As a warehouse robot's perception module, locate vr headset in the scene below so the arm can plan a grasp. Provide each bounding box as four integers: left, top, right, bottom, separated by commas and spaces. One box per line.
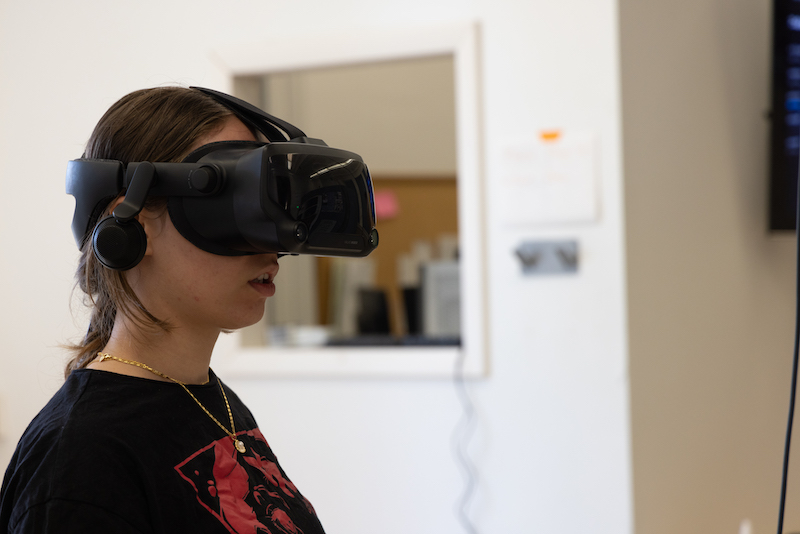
67, 87, 379, 270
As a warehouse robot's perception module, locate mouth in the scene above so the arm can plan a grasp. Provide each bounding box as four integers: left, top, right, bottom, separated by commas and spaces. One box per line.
248, 270, 277, 297
251, 273, 273, 284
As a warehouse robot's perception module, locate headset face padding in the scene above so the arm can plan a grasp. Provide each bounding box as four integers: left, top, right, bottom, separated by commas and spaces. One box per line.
91, 216, 147, 271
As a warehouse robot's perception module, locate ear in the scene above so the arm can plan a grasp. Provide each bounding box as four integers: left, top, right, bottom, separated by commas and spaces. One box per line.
134, 207, 167, 257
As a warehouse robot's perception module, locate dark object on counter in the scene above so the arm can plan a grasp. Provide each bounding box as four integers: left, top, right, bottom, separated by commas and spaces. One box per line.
357, 289, 390, 335
402, 286, 422, 335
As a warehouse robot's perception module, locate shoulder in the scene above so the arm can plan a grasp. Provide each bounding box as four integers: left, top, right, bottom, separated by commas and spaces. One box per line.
0, 370, 268, 534
0, 371, 179, 531
2, 369, 142, 472
7, 370, 100, 465
17, 370, 175, 445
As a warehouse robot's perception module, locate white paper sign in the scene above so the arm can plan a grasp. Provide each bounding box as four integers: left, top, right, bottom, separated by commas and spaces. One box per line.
496, 130, 599, 225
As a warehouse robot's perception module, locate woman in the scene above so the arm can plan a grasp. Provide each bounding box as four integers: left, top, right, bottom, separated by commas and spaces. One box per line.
0, 87, 327, 533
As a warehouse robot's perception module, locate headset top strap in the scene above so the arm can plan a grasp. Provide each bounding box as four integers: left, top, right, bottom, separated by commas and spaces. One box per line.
192, 86, 307, 142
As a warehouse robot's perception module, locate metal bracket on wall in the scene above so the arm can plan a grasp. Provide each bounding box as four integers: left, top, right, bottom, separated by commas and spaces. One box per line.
515, 240, 579, 275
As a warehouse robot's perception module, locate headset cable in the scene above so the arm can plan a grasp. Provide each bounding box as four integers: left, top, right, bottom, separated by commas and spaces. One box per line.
452, 349, 479, 534
777, 180, 800, 534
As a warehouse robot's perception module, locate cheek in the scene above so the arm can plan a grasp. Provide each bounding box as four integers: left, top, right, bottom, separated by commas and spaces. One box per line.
149, 225, 255, 306
177, 266, 224, 304
152, 251, 214, 303
182, 257, 243, 304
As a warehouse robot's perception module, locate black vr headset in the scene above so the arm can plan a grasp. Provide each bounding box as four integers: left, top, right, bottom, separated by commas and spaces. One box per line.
67, 87, 379, 270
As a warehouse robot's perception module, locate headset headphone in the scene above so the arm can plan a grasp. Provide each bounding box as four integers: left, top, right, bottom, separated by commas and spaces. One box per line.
93, 212, 147, 271
91, 162, 155, 271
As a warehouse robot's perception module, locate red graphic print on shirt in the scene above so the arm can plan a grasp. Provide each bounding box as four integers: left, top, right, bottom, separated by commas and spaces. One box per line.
175, 428, 317, 534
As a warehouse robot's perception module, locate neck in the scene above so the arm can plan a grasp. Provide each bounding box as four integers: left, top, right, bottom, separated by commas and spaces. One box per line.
90, 315, 219, 384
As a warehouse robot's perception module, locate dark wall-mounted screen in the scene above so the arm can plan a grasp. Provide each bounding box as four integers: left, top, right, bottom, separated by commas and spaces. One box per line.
770, 0, 800, 230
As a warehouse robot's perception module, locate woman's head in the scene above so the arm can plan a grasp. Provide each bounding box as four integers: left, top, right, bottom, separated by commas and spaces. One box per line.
67, 86, 239, 376
84, 86, 238, 163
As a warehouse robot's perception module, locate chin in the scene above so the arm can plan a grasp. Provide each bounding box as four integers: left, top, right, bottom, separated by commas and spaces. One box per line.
219, 309, 266, 332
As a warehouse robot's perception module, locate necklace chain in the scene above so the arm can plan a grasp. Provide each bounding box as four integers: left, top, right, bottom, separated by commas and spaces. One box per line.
96, 352, 246, 453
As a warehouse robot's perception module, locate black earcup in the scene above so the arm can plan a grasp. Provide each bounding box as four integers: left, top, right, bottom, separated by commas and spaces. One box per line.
91, 216, 147, 271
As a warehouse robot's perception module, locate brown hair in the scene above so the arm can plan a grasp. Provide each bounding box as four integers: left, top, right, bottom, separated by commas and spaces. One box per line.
65, 86, 234, 377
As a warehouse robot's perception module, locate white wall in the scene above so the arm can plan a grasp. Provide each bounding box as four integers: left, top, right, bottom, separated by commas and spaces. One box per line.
0, 1, 631, 533
621, 1, 800, 533
259, 56, 458, 176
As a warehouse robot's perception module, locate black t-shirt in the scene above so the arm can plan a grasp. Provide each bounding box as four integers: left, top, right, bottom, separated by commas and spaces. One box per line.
0, 369, 326, 534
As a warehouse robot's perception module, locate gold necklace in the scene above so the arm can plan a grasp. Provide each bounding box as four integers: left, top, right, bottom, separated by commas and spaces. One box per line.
96, 352, 246, 453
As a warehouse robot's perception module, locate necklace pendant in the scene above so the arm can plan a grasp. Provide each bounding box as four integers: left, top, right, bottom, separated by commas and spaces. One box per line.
235, 439, 246, 453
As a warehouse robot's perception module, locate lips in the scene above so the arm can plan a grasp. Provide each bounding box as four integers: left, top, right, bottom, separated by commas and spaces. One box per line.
249, 279, 275, 297
248, 267, 278, 297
